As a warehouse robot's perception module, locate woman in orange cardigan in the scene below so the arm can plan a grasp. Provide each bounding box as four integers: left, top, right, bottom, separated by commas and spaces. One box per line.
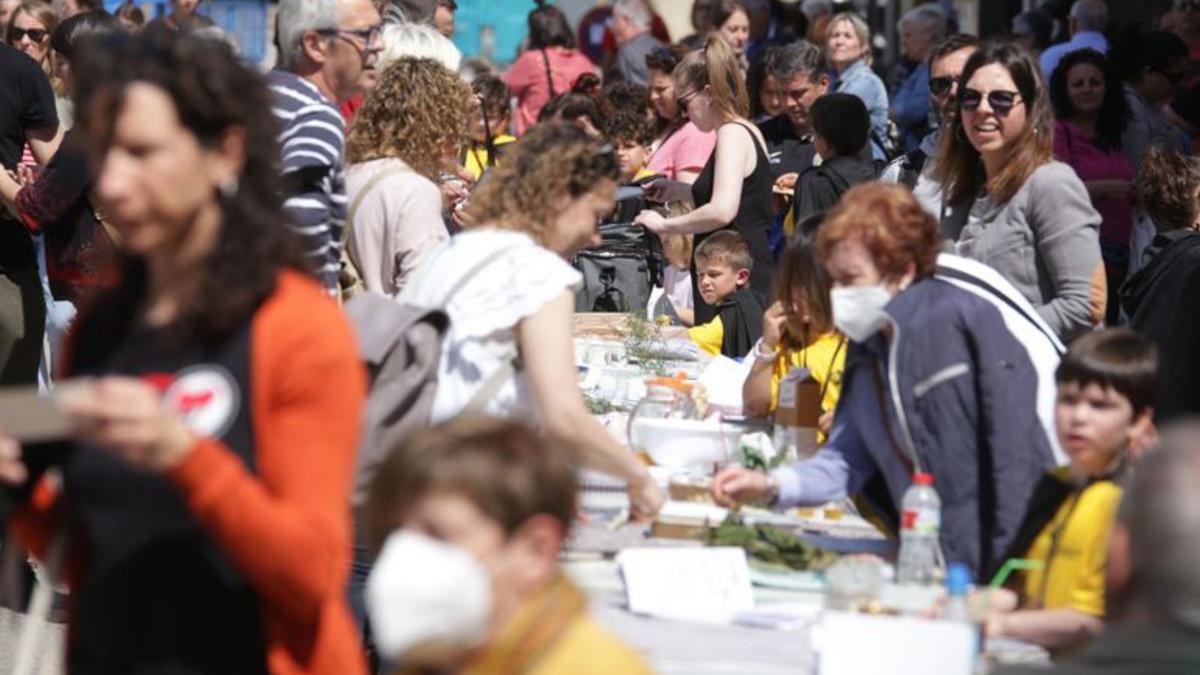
0, 34, 366, 675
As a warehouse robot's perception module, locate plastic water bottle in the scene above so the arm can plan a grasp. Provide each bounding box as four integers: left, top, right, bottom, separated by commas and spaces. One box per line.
943, 562, 971, 623
897, 472, 941, 585
944, 562, 981, 669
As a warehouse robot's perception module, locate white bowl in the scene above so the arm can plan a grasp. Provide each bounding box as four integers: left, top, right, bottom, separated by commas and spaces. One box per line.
631, 417, 746, 469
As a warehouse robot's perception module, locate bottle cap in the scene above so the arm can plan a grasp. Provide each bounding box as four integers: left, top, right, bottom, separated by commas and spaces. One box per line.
913, 472, 934, 485
946, 562, 971, 595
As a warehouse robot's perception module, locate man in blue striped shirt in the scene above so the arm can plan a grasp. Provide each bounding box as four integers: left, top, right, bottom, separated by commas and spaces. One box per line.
271, 0, 381, 293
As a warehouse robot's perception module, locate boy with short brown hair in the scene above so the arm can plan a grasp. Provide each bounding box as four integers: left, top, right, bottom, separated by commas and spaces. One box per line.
688, 230, 765, 358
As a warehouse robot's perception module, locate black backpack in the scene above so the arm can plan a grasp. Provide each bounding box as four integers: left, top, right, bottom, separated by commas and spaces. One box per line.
573, 222, 663, 314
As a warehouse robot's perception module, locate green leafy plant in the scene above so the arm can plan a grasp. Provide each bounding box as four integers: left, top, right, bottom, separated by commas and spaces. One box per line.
705, 511, 839, 572
620, 311, 669, 376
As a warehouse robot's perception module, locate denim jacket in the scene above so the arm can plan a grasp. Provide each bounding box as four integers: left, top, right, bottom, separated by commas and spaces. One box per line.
835, 59, 890, 161
890, 62, 930, 153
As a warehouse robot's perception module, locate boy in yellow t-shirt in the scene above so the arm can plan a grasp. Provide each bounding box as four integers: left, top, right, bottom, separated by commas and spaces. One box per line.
461, 74, 516, 181
986, 329, 1158, 651
688, 231, 764, 359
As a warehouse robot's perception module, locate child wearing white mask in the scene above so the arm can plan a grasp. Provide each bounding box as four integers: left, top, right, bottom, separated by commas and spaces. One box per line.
361, 416, 653, 674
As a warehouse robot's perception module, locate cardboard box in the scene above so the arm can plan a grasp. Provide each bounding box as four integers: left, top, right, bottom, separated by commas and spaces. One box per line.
775, 367, 822, 459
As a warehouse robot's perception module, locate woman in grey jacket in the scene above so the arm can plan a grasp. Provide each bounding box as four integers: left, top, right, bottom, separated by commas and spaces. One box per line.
934, 41, 1104, 340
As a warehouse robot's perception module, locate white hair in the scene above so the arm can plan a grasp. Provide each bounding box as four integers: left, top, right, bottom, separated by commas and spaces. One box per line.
1070, 0, 1108, 32
276, 0, 338, 70
378, 22, 461, 72
900, 5, 949, 40
612, 0, 653, 30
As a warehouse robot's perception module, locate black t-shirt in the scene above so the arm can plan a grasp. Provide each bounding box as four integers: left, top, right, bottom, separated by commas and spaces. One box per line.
0, 42, 57, 170
757, 114, 817, 180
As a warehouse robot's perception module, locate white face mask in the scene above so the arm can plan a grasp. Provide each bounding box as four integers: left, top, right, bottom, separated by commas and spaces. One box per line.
831, 284, 892, 342
366, 530, 492, 663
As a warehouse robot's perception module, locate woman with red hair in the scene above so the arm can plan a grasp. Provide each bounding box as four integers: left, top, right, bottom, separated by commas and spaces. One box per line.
713, 183, 1055, 580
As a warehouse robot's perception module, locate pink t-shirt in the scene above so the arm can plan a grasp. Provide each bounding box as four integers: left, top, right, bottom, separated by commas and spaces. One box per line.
646, 122, 716, 181
1053, 120, 1136, 246
504, 47, 597, 135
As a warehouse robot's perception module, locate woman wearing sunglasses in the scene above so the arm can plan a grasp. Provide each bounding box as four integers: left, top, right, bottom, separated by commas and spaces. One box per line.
643, 44, 714, 184
6, 1, 56, 83
934, 40, 1103, 341
635, 35, 774, 325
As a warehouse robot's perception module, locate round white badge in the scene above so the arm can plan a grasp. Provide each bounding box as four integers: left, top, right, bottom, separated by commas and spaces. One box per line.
164, 366, 240, 439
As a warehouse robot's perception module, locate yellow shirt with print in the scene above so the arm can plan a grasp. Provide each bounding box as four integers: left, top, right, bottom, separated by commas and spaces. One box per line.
1022, 476, 1123, 617
462, 134, 517, 180
689, 316, 725, 356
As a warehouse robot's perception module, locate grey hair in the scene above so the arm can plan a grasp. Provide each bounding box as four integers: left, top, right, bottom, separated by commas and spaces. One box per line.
612, 0, 653, 30
381, 0, 435, 25
1126, 422, 1200, 632
825, 12, 872, 66
1069, 0, 1108, 33
378, 21, 461, 72
276, 0, 338, 70
764, 39, 825, 83
800, 0, 832, 22
899, 5, 949, 41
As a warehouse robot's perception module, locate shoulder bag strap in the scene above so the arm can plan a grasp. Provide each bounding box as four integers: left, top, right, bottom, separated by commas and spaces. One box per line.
343, 164, 411, 246
541, 48, 557, 99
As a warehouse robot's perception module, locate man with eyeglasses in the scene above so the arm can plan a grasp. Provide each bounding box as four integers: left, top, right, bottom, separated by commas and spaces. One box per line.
609, 0, 663, 86
881, 33, 979, 219
270, 0, 381, 296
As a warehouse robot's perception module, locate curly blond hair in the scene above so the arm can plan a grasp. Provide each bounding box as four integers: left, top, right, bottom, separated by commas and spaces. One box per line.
464, 123, 618, 244
346, 57, 469, 179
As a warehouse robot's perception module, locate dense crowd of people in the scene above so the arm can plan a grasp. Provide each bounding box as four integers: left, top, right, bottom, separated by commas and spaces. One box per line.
0, 0, 1197, 673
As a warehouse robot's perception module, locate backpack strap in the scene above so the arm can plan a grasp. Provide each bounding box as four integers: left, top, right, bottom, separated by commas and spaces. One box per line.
898, 148, 927, 190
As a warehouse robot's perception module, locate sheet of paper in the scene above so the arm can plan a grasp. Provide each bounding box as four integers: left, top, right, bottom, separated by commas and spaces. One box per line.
698, 355, 753, 414
616, 547, 755, 624
813, 611, 976, 675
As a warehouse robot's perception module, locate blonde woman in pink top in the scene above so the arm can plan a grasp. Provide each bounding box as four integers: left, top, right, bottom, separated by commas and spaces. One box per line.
504, 2, 598, 135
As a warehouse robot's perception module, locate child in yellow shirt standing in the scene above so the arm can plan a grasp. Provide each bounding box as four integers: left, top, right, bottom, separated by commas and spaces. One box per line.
987, 328, 1158, 651
687, 231, 764, 359
461, 74, 516, 181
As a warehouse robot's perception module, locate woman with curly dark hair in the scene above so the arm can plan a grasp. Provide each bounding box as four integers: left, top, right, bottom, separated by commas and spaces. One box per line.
404, 123, 663, 520
345, 57, 469, 297
1049, 48, 1134, 324
0, 32, 367, 675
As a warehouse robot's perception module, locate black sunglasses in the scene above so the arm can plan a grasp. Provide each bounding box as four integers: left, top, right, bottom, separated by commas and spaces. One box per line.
929, 76, 958, 97
8, 27, 49, 43
1177, 0, 1200, 11
959, 88, 1024, 115
675, 90, 698, 112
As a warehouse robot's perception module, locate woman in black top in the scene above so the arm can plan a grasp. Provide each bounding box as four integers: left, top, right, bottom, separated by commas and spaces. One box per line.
636, 34, 774, 324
